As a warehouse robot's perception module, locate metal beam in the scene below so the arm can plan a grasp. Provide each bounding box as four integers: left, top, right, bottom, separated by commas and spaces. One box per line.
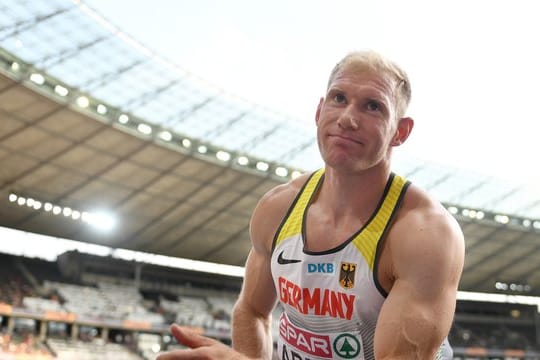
462, 231, 531, 290
0, 6, 74, 41
36, 35, 110, 69
82, 58, 147, 92
13, 125, 138, 227
122, 79, 183, 110
202, 111, 248, 140
279, 137, 317, 163
118, 165, 231, 249
480, 186, 521, 210
461, 223, 504, 254
163, 174, 270, 255
423, 172, 454, 191
240, 124, 280, 151
164, 96, 217, 127
451, 179, 490, 204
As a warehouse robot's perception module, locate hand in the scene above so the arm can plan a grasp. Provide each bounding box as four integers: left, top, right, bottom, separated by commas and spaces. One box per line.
156, 324, 251, 360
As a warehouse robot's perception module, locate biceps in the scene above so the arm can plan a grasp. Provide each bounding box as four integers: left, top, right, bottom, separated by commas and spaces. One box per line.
236, 249, 277, 317
374, 279, 455, 359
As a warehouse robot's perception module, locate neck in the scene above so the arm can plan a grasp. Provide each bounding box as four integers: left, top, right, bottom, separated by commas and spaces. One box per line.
319, 163, 392, 221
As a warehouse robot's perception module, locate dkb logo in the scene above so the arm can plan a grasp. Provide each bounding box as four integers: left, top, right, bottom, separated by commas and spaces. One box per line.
307, 263, 334, 273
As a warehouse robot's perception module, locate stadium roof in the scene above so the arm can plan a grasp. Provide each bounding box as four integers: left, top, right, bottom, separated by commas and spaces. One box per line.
1, 0, 540, 296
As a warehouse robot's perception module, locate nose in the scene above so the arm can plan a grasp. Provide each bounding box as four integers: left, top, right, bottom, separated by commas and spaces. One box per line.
336, 107, 359, 130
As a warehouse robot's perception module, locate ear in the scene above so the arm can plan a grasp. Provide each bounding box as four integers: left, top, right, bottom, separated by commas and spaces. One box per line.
315, 97, 324, 125
391, 117, 414, 146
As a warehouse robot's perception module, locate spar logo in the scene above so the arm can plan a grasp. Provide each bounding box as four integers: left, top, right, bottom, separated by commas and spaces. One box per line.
279, 313, 332, 358
333, 333, 361, 359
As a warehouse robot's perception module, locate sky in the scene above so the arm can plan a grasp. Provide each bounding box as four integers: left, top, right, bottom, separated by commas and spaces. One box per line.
82, 0, 540, 186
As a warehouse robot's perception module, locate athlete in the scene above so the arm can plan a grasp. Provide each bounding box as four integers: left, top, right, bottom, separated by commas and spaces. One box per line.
157, 50, 465, 359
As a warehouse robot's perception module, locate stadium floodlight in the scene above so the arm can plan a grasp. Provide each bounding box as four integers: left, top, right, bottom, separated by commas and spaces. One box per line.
494, 214, 510, 224
181, 138, 191, 148
11, 62, 20, 72
97, 104, 107, 115
237, 156, 249, 166
256, 161, 269, 172
197, 145, 207, 154
33, 201, 41, 210
29, 73, 45, 85
533, 221, 540, 230
495, 282, 508, 290
118, 114, 129, 123
137, 123, 152, 135
76, 96, 89, 108
63, 207, 72, 217
54, 85, 69, 97
216, 150, 231, 162
275, 166, 288, 177
158, 131, 172, 141
7, 191, 119, 230
82, 210, 116, 231
71, 210, 81, 220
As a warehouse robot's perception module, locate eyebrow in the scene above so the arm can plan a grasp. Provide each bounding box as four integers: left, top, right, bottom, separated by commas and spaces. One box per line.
327, 84, 391, 105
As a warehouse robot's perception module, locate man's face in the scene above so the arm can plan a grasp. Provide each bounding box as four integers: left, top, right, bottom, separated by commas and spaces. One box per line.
315, 67, 400, 173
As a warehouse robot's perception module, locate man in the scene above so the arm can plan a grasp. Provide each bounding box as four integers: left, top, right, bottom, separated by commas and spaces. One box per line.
157, 50, 465, 359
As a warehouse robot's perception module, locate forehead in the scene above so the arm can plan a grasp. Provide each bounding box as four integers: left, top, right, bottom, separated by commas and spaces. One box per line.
330, 65, 396, 97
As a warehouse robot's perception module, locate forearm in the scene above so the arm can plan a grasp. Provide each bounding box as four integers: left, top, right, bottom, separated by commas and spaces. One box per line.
231, 299, 273, 360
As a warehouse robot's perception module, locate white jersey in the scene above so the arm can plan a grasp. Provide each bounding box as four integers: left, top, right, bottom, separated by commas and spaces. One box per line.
270, 169, 452, 360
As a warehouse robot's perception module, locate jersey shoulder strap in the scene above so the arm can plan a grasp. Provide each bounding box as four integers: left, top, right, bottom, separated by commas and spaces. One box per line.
272, 169, 324, 250
351, 173, 410, 270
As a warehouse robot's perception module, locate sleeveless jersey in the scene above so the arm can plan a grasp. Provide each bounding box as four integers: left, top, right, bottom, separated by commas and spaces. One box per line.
270, 169, 453, 360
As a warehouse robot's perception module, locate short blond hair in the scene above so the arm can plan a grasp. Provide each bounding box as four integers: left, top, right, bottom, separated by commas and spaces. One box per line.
327, 50, 412, 118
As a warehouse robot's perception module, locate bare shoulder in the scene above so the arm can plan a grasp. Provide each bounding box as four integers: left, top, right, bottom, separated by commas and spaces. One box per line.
375, 185, 465, 358
397, 184, 463, 243
389, 184, 465, 283
249, 173, 312, 253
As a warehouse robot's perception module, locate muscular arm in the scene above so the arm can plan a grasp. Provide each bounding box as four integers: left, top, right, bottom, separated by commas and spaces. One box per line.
232, 248, 276, 359
375, 205, 465, 359
157, 178, 306, 360
232, 180, 305, 359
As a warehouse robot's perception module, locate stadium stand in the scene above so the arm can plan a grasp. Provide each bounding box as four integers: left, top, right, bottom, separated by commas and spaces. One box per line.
1, 250, 540, 359
0, 254, 35, 308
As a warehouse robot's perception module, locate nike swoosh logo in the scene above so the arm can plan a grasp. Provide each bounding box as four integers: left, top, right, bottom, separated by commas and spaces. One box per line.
277, 250, 301, 265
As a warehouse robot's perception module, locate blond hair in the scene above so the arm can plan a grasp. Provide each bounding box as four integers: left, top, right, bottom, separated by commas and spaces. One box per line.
327, 50, 412, 118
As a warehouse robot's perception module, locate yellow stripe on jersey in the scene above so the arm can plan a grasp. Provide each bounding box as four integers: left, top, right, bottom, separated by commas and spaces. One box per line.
352, 174, 407, 270
274, 169, 325, 248
274, 169, 408, 270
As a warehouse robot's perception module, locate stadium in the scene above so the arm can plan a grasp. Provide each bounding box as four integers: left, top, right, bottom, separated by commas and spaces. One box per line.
1, 0, 540, 359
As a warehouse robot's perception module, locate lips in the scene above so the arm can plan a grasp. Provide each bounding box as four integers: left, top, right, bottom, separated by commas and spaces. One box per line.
329, 133, 363, 145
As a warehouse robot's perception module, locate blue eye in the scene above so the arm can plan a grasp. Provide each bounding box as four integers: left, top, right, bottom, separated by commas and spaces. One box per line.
366, 100, 380, 112
334, 93, 346, 103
